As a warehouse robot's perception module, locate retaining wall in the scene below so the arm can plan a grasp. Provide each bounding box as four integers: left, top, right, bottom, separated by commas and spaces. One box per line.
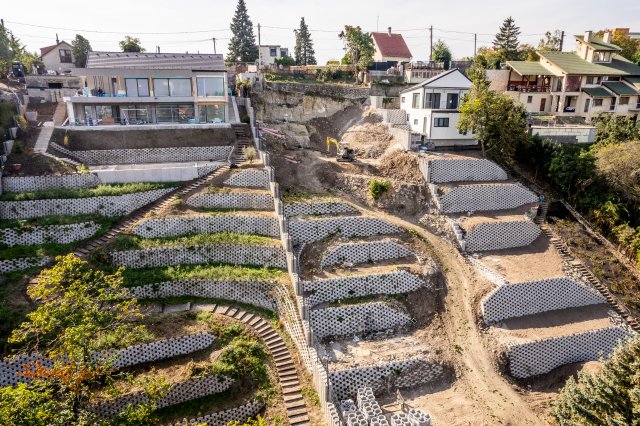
419, 157, 508, 183
129, 280, 276, 310
1, 174, 100, 192
132, 215, 279, 238
507, 326, 631, 378
463, 220, 541, 252
111, 244, 287, 269
482, 277, 606, 323
264, 81, 370, 99
186, 193, 274, 210
283, 201, 358, 218
184, 400, 264, 426
437, 183, 538, 214
223, 170, 269, 189
0, 222, 101, 246
0, 256, 51, 273
0, 188, 173, 219
320, 240, 414, 268
304, 270, 427, 307
288, 216, 400, 244
310, 302, 412, 339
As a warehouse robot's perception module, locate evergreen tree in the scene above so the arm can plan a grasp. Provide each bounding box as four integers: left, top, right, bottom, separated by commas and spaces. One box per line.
493, 16, 521, 62
227, 0, 258, 63
431, 39, 452, 69
294, 17, 316, 65
71, 34, 92, 67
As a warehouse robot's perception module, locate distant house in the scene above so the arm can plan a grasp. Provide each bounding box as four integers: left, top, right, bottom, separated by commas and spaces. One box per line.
372, 28, 412, 63
40, 39, 74, 74
258, 45, 290, 66
400, 69, 476, 148
65, 51, 229, 126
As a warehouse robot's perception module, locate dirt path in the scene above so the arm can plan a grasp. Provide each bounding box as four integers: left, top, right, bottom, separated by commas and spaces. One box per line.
349, 202, 544, 425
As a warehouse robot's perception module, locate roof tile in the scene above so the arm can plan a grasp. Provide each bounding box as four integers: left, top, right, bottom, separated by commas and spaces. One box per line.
371, 32, 412, 59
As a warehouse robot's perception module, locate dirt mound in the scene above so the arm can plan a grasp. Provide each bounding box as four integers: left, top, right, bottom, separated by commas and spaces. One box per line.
341, 122, 393, 159
376, 150, 424, 184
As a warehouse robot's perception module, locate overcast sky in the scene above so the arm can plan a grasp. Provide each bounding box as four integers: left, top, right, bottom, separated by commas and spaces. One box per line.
3, 0, 640, 63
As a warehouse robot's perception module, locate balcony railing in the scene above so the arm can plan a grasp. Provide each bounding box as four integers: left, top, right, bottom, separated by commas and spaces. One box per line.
507, 85, 550, 93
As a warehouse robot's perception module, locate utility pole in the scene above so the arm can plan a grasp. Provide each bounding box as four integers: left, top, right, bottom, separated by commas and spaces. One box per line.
429, 25, 433, 61
257, 23, 261, 66
474, 33, 477, 58
559, 30, 565, 51
212, 38, 217, 54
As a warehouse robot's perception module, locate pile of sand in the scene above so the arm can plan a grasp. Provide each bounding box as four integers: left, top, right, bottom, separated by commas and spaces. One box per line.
376, 150, 425, 184
341, 121, 394, 159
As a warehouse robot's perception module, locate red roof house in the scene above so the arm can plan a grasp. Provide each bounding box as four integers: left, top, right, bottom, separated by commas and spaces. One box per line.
371, 28, 412, 62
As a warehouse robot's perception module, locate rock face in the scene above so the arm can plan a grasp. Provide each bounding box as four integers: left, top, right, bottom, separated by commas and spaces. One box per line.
255, 91, 354, 123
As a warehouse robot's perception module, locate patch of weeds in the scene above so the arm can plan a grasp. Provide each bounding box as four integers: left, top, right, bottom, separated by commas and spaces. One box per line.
0, 182, 178, 201
110, 232, 278, 251
369, 179, 391, 199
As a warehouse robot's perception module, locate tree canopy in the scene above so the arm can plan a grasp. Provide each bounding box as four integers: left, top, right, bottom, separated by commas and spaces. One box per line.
593, 112, 640, 148
338, 25, 374, 75
431, 39, 452, 69
0, 22, 41, 77
493, 16, 521, 62
595, 140, 640, 203
538, 30, 562, 51
227, 0, 259, 63
71, 35, 92, 68
294, 17, 316, 66
119, 36, 145, 53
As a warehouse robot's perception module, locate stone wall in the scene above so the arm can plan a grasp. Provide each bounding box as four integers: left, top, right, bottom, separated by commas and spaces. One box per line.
128, 280, 276, 310
420, 157, 508, 183
482, 277, 606, 323
111, 244, 287, 269
0, 188, 173, 219
310, 302, 412, 339
531, 126, 596, 144
265, 81, 370, 100
0, 222, 101, 246
329, 357, 443, 400
463, 220, 541, 252
1, 173, 100, 192
437, 183, 538, 214
288, 216, 400, 244
132, 215, 279, 238
186, 193, 274, 210
0, 256, 51, 273
303, 270, 427, 307
507, 326, 632, 378
223, 170, 269, 189
283, 201, 358, 217
320, 240, 414, 268
184, 400, 264, 425
51, 142, 233, 165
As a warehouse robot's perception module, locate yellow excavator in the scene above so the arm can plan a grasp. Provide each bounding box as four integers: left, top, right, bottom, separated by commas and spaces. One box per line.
326, 137, 356, 162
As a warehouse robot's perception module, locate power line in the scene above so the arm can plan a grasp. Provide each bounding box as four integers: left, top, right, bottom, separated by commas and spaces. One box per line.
4, 19, 229, 35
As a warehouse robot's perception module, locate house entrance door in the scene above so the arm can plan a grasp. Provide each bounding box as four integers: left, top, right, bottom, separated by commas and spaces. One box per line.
539, 98, 546, 112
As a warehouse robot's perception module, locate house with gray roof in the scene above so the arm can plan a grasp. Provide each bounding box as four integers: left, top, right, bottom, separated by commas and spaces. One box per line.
65, 51, 231, 126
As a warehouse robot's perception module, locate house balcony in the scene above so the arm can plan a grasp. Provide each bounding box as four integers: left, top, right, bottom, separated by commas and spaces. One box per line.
68, 94, 200, 104
507, 84, 550, 93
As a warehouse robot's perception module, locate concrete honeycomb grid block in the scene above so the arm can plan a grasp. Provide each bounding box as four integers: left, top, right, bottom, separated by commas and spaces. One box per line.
482, 276, 606, 323
1, 173, 100, 192
0, 188, 174, 220
320, 240, 415, 268
223, 170, 270, 188
420, 157, 508, 184
186, 193, 274, 210
310, 302, 412, 339
111, 244, 287, 269
303, 270, 427, 307
463, 220, 542, 252
132, 214, 280, 239
437, 183, 538, 214
0, 256, 51, 273
288, 216, 400, 244
187, 399, 264, 425
507, 326, 632, 378
0, 222, 101, 247
128, 279, 276, 311
283, 201, 358, 217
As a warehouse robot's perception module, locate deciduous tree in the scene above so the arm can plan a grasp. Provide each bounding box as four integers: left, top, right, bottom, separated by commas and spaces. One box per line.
538, 30, 562, 51
593, 112, 640, 147
227, 0, 259, 63
338, 25, 374, 77
119, 36, 145, 53
431, 39, 452, 69
595, 140, 640, 202
294, 17, 316, 65
72, 34, 92, 67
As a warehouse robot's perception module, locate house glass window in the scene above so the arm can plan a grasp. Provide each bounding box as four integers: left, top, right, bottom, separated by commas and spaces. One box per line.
401, 96, 405, 103
413, 119, 418, 125
620, 97, 629, 105
412, 93, 420, 108
527, 95, 533, 104
584, 98, 590, 113
125, 78, 150, 97
198, 104, 225, 123
156, 104, 195, 123
153, 78, 192, 97
270, 48, 277, 57
446, 93, 459, 109
59, 49, 72, 63
153, 79, 170, 97
196, 77, 225, 97
593, 98, 603, 107
434, 117, 449, 127
424, 92, 441, 109
281, 48, 289, 57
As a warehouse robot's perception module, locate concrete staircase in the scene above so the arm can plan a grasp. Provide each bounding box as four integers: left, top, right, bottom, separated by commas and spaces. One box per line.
231, 123, 253, 164
33, 102, 66, 153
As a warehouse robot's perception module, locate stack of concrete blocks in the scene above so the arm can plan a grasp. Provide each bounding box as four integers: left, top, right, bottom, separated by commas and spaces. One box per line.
419, 157, 508, 184
111, 244, 287, 269
326, 402, 343, 426
288, 216, 400, 244
462, 220, 541, 252
320, 240, 414, 268
0, 188, 174, 219
1, 173, 100, 192
51, 143, 233, 165
508, 326, 632, 378
186, 193, 274, 210
340, 400, 367, 426
482, 277, 606, 323
183, 399, 264, 425
283, 201, 358, 217
128, 280, 276, 311
0, 222, 101, 246
132, 215, 280, 238
356, 387, 385, 425
0, 256, 52, 273
405, 407, 431, 426
310, 302, 412, 339
436, 183, 538, 214
223, 170, 269, 189
303, 271, 428, 307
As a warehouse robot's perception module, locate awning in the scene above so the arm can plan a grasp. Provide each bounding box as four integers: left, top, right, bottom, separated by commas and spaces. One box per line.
582, 86, 615, 97
603, 81, 639, 95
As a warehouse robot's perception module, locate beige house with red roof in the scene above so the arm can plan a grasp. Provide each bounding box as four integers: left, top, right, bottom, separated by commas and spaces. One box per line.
371, 28, 412, 63
40, 39, 74, 74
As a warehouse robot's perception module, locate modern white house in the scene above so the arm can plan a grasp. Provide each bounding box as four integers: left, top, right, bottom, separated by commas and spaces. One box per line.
399, 69, 477, 148
258, 45, 290, 66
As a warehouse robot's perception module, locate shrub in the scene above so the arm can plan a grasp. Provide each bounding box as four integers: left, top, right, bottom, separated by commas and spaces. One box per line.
14, 115, 27, 131
76, 164, 89, 174
241, 114, 250, 124
11, 140, 23, 154
369, 179, 390, 199
243, 146, 258, 164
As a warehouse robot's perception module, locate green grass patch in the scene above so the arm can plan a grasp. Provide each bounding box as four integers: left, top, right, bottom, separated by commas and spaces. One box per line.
0, 182, 178, 201
282, 189, 339, 204
0, 214, 118, 229
121, 263, 285, 287
139, 297, 276, 321
111, 232, 278, 251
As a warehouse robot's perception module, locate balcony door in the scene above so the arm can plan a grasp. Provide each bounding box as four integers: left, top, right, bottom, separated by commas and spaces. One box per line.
539, 98, 546, 112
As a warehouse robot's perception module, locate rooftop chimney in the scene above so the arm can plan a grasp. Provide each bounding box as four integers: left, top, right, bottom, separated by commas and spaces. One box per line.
56, 33, 59, 44
603, 31, 612, 43
584, 30, 593, 42
388, 27, 392, 36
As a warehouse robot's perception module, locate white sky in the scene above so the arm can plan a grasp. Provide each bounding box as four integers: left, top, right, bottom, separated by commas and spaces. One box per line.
3, 0, 640, 63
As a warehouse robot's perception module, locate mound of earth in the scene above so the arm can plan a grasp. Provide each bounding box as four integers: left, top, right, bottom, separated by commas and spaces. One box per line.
376, 150, 424, 184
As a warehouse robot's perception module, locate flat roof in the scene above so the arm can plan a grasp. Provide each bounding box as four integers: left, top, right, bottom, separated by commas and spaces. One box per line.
86, 51, 225, 71
603, 81, 638, 95
506, 61, 555, 76
582, 86, 615, 97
